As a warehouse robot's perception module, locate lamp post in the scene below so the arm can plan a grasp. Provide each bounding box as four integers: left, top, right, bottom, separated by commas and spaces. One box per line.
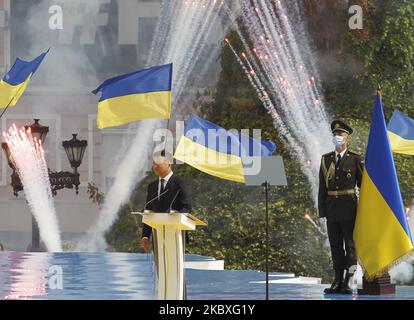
2, 119, 87, 251
62, 134, 88, 175
24, 119, 49, 143
1, 142, 13, 169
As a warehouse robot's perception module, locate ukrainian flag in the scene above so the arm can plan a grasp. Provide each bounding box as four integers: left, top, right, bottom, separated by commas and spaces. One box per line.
92, 63, 172, 129
388, 110, 414, 155
0, 50, 49, 108
174, 114, 276, 183
354, 94, 413, 279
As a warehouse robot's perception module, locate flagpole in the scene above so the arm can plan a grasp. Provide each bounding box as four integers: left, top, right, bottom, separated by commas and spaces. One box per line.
0, 65, 13, 119
0, 49, 49, 121
163, 88, 172, 152
358, 83, 396, 295
377, 83, 382, 97
0, 95, 16, 120
264, 181, 269, 300
164, 118, 170, 150
0, 82, 27, 120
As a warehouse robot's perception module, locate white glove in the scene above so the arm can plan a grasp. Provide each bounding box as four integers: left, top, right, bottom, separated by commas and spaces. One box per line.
319, 217, 327, 233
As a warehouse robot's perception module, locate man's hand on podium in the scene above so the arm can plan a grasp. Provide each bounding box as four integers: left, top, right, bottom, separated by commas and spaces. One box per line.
140, 237, 150, 252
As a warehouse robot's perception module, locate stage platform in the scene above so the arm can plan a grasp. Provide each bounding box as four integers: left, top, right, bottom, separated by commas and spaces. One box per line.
0, 252, 413, 300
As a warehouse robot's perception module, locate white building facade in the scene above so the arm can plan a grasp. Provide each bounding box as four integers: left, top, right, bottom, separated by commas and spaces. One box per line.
0, 0, 164, 250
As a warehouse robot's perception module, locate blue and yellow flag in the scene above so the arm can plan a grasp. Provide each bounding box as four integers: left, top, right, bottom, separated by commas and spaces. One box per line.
354, 94, 413, 279
174, 114, 276, 183
387, 110, 414, 155
92, 63, 172, 129
0, 50, 49, 108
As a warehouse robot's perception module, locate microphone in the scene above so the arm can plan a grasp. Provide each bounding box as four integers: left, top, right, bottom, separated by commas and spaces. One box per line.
143, 188, 169, 212
168, 189, 181, 214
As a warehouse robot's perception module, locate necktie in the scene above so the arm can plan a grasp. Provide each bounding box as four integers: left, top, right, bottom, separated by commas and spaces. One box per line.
336, 154, 341, 167
159, 179, 165, 199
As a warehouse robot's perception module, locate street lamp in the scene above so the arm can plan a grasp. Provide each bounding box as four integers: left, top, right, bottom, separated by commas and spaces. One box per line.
62, 134, 88, 174
24, 119, 49, 143
2, 119, 87, 251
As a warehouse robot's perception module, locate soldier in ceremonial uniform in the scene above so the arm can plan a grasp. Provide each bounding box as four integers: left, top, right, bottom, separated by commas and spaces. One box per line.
318, 120, 364, 294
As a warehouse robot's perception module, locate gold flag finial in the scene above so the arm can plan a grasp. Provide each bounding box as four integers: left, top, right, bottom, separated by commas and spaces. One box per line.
377, 83, 382, 96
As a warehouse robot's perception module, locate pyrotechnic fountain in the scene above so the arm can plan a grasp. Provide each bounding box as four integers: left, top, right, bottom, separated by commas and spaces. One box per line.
225, 0, 332, 203
3, 125, 62, 252
78, 0, 231, 251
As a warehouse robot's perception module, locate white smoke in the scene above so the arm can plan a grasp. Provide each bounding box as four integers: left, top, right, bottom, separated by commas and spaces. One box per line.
77, 0, 232, 251
389, 259, 414, 284
388, 205, 414, 283
76, 120, 161, 250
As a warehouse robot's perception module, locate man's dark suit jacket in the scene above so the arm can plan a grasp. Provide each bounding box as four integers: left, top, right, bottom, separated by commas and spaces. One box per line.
142, 173, 192, 238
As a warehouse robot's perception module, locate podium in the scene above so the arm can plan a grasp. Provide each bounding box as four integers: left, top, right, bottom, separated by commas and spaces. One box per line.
132, 211, 206, 300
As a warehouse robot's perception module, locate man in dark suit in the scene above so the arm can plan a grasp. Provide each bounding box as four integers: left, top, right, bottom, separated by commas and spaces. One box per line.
318, 120, 364, 294
140, 151, 192, 252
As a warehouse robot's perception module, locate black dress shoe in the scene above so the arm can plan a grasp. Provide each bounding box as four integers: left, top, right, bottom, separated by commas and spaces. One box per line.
323, 281, 342, 294
340, 271, 353, 294
324, 269, 344, 294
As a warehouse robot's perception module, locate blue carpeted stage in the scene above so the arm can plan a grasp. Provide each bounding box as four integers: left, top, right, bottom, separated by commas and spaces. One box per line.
0, 252, 412, 300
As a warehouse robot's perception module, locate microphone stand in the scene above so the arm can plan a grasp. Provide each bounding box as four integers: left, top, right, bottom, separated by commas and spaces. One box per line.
168, 189, 181, 213
143, 188, 169, 212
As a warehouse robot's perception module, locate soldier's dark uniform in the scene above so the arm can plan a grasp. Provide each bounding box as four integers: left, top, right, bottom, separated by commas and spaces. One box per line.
318, 120, 364, 294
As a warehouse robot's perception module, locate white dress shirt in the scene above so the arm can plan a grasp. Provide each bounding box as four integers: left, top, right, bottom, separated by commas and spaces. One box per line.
335, 149, 347, 164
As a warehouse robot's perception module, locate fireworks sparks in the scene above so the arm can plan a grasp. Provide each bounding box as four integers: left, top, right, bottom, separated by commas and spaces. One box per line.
4, 125, 43, 158
224, 37, 322, 104
304, 210, 327, 236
